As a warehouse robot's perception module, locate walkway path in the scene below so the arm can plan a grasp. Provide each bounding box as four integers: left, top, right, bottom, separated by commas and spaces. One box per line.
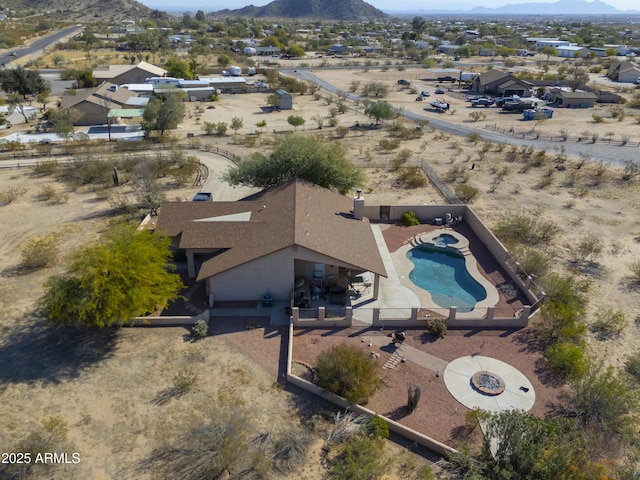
364, 334, 449, 373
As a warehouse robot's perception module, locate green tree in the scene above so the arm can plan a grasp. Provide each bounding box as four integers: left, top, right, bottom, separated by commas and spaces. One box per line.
38, 224, 184, 328
141, 91, 186, 137
217, 54, 231, 67
316, 343, 381, 404
288, 44, 305, 57
0, 65, 49, 98
267, 93, 282, 110
541, 46, 557, 62
364, 101, 396, 124
223, 133, 365, 194
50, 108, 81, 140
255, 119, 267, 132
164, 56, 195, 79
287, 115, 305, 131
230, 116, 243, 134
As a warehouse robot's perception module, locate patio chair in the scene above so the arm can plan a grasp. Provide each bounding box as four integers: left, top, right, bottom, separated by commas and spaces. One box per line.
391, 331, 406, 346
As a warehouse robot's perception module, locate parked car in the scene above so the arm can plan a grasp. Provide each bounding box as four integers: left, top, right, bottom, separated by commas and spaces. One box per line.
471, 98, 494, 107
421, 91, 431, 97
437, 75, 457, 82
397, 79, 411, 86
495, 95, 521, 107
435, 87, 445, 94
416, 96, 424, 101
502, 101, 535, 112
192, 192, 213, 202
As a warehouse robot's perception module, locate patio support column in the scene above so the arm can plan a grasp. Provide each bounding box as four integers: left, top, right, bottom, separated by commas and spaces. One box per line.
372, 274, 380, 300
522, 305, 531, 322
346, 306, 352, 326
292, 307, 299, 323
448, 306, 457, 322
411, 308, 418, 322
187, 251, 196, 278
372, 308, 380, 327
318, 306, 325, 321
486, 306, 495, 321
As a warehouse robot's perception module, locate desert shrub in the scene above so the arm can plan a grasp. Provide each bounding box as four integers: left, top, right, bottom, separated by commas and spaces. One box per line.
20, 235, 58, 269
0, 186, 26, 205
335, 125, 349, 138
621, 160, 640, 182
271, 430, 312, 473
427, 318, 447, 338
625, 351, 640, 383
407, 383, 422, 412
192, 319, 208, 340
568, 234, 603, 265
454, 183, 479, 203
630, 260, 640, 284
569, 364, 640, 437
590, 309, 628, 339
171, 366, 198, 396
493, 211, 557, 248
327, 437, 389, 480
401, 210, 420, 226
327, 116, 339, 127
516, 247, 551, 278
467, 132, 481, 143
316, 343, 382, 404
215, 122, 228, 135
592, 114, 604, 123
379, 138, 401, 152
546, 342, 588, 378
363, 415, 389, 439
202, 121, 216, 135
397, 167, 427, 188
468, 111, 486, 122
38, 184, 68, 203
324, 412, 369, 450
33, 160, 60, 175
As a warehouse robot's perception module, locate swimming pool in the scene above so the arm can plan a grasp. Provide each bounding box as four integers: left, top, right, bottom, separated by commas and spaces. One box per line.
407, 246, 487, 312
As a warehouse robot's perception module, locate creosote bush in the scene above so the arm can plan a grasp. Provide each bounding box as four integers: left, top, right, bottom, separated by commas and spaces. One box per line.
316, 343, 382, 404
454, 183, 479, 203
20, 235, 58, 270
427, 318, 447, 339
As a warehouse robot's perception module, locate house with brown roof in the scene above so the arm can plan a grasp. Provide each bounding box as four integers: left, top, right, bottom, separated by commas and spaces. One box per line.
155, 179, 387, 305
547, 89, 597, 108
59, 82, 144, 126
471, 70, 533, 97
93, 61, 167, 85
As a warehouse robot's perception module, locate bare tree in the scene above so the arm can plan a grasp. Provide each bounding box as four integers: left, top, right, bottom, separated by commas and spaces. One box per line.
566, 66, 590, 92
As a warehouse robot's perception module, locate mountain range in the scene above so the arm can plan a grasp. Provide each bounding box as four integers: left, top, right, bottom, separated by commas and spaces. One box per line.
387, 0, 640, 15
211, 0, 388, 20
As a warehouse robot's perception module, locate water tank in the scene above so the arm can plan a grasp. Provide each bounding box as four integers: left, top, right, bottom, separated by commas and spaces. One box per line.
243, 47, 256, 55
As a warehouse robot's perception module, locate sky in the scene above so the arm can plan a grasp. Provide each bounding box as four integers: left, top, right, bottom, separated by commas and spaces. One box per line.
138, 0, 639, 13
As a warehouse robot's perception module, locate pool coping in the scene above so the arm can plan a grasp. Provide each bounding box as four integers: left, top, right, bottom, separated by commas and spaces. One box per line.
391, 228, 500, 319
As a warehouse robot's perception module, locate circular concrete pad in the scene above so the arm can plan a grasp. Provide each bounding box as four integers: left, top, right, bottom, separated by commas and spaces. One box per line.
444, 355, 535, 412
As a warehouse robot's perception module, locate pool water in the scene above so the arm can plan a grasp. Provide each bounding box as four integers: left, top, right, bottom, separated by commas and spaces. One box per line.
407, 246, 487, 312
433, 233, 459, 247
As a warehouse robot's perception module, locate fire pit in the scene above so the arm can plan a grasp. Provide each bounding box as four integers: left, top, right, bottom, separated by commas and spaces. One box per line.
471, 370, 506, 396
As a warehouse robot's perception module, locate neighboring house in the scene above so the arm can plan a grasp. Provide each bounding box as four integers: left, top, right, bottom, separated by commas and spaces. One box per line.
59, 82, 142, 126
556, 46, 590, 58
478, 48, 497, 57
547, 89, 597, 108
275, 89, 292, 110
93, 61, 167, 85
471, 70, 532, 96
607, 60, 640, 83
154, 179, 387, 304
255, 46, 281, 56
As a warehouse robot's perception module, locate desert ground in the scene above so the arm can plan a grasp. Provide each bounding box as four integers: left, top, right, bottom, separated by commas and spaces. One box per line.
1, 59, 640, 477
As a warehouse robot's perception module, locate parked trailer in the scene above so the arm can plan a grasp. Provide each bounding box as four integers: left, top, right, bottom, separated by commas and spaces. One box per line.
229, 66, 242, 76
523, 108, 553, 120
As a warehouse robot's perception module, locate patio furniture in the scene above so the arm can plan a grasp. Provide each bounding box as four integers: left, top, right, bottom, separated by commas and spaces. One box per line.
391, 331, 406, 346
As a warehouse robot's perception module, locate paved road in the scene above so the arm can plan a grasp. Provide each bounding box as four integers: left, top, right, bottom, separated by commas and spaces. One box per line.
0, 25, 83, 67
282, 68, 638, 167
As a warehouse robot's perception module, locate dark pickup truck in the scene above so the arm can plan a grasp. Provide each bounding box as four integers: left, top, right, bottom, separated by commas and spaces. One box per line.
437, 75, 457, 82
502, 101, 535, 112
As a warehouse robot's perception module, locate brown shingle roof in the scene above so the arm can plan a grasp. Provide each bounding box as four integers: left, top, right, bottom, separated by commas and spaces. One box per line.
60, 82, 138, 110
155, 179, 387, 281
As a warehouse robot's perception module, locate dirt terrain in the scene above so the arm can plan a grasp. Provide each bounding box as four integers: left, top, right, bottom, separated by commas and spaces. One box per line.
1, 59, 640, 477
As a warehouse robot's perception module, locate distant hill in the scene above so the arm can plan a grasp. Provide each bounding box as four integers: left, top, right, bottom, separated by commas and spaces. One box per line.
0, 0, 159, 21
387, 0, 640, 15
213, 0, 388, 20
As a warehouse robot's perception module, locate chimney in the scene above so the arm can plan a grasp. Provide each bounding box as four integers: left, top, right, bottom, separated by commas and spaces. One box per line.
353, 188, 364, 220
